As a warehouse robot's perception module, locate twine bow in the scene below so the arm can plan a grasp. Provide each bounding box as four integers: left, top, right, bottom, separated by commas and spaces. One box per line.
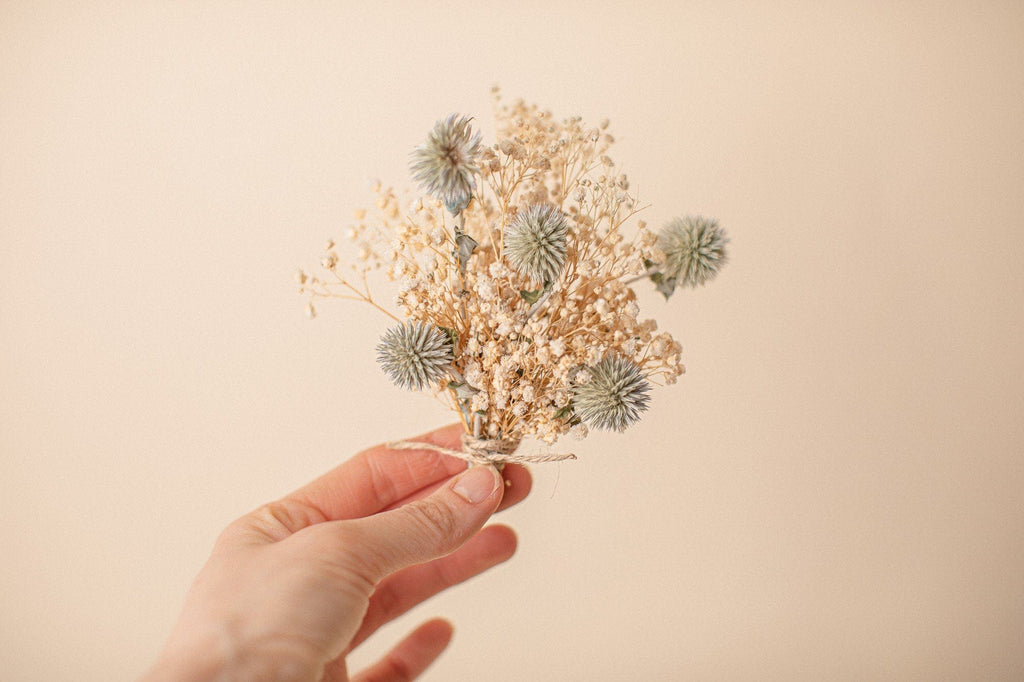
386, 432, 577, 467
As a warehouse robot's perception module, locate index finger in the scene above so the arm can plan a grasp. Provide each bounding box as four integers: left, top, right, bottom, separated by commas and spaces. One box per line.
286, 423, 470, 522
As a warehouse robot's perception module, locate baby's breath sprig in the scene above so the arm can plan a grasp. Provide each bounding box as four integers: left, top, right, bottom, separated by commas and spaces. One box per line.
301, 88, 728, 459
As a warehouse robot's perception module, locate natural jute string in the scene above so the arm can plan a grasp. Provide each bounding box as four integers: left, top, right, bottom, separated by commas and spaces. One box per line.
386, 432, 577, 466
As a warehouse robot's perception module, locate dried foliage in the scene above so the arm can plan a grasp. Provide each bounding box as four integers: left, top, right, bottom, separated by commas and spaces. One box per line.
299, 88, 727, 448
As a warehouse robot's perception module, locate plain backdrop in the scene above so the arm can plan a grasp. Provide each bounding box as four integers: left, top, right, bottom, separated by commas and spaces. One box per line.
2, 1, 1023, 680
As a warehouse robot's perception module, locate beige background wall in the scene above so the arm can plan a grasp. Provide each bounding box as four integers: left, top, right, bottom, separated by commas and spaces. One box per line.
2, 2, 1023, 680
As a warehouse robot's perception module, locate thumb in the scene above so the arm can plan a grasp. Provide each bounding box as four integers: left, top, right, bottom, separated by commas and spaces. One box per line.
331, 465, 504, 583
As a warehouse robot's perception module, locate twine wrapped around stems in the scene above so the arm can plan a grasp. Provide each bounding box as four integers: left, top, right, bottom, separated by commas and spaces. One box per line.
386, 432, 577, 467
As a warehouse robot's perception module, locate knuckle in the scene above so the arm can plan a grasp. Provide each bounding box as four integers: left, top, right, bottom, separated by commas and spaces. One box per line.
406, 499, 459, 542
382, 652, 415, 682
238, 499, 325, 542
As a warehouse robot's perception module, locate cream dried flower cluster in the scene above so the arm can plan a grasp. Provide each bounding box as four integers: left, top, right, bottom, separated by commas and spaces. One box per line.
298, 89, 727, 455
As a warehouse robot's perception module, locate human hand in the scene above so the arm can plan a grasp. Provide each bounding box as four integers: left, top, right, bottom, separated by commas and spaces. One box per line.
142, 424, 531, 682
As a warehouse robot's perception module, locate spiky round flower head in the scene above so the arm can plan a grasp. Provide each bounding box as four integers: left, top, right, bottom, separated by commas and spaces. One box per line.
571, 355, 651, 432
410, 114, 482, 216
659, 216, 729, 288
376, 321, 454, 391
503, 204, 569, 284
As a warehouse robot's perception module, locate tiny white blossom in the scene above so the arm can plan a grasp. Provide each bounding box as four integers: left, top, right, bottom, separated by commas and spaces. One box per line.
464, 362, 484, 388
483, 341, 501, 364
471, 391, 490, 412
493, 390, 508, 410
476, 276, 498, 301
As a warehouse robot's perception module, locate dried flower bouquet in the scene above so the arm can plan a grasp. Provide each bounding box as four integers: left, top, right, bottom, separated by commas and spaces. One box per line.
299, 89, 727, 464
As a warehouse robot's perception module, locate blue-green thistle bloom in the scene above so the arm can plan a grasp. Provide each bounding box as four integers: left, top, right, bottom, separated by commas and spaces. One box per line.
410, 114, 482, 216
657, 216, 729, 294
376, 321, 454, 390
503, 204, 569, 284
572, 355, 651, 432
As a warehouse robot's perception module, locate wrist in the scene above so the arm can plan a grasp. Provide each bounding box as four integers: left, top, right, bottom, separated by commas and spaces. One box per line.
141, 624, 316, 682
140, 631, 225, 682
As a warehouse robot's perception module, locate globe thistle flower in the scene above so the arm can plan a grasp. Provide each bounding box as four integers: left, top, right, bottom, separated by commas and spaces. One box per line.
571, 355, 651, 432
410, 114, 482, 216
657, 216, 729, 294
503, 204, 569, 284
376, 321, 454, 390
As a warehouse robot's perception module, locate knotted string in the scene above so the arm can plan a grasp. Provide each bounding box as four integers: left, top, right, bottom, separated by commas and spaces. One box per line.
386, 432, 577, 467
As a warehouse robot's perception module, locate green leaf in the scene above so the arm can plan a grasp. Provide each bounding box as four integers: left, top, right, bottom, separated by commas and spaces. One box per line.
648, 269, 677, 300
447, 379, 478, 400
455, 233, 478, 274
520, 288, 542, 304
654, 275, 677, 300
439, 326, 459, 349
520, 280, 553, 305
553, 405, 573, 420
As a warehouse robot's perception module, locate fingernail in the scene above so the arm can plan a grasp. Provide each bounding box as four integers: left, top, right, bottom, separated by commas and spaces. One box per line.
453, 466, 500, 504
